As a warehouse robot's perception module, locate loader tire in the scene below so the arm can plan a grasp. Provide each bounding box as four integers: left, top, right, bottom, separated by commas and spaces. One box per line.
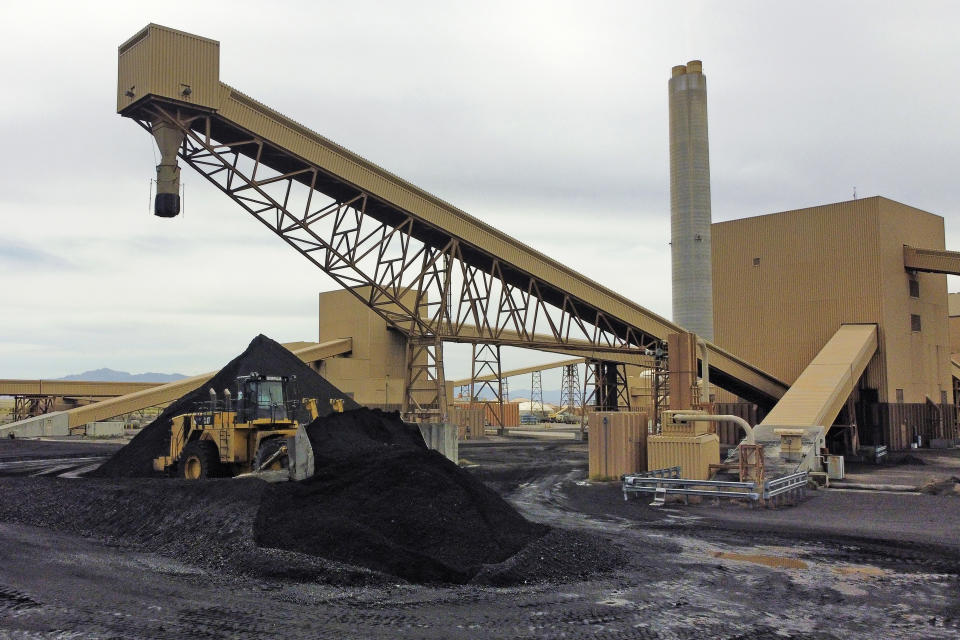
180, 440, 222, 479
253, 437, 289, 472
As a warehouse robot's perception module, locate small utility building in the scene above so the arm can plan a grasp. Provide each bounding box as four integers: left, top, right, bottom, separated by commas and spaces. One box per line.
712, 196, 959, 450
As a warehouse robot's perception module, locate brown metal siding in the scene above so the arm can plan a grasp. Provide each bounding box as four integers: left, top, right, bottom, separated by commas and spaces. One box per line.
588, 411, 649, 479
713, 198, 884, 388
877, 199, 951, 404
875, 403, 957, 450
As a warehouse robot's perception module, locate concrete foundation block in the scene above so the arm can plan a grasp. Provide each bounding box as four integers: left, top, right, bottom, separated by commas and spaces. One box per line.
417, 422, 458, 463
86, 421, 124, 437
0, 412, 70, 438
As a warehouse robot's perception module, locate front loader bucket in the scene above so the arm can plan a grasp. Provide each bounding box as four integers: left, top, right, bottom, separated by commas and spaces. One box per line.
287, 424, 315, 481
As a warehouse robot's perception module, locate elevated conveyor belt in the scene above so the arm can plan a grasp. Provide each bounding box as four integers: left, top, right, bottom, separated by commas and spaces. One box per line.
0, 380, 159, 398
116, 24, 788, 408
449, 358, 585, 387
759, 324, 878, 430
0, 341, 346, 402
0, 339, 352, 436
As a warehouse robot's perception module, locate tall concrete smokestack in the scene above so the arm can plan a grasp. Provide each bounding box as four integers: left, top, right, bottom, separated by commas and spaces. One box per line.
668, 60, 713, 340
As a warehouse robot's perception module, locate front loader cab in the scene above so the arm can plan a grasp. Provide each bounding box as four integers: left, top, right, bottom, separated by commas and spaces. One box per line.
235, 373, 297, 423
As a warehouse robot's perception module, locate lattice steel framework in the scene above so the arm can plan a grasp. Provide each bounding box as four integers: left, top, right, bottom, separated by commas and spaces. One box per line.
583, 360, 631, 414
470, 343, 504, 428
738, 444, 765, 485
130, 104, 664, 415
139, 106, 662, 351
559, 363, 582, 412
13, 396, 55, 422
530, 371, 544, 417
404, 338, 447, 422
651, 343, 669, 433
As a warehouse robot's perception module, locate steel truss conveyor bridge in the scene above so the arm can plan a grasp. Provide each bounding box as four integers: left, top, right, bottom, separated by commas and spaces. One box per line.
117, 24, 787, 420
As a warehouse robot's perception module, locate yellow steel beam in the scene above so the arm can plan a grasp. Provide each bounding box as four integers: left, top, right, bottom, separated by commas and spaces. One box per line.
63, 338, 352, 428
448, 357, 585, 387
444, 326, 786, 402
446, 326, 654, 367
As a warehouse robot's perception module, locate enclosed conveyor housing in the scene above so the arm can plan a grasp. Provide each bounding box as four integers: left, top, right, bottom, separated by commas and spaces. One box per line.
114, 24, 789, 409
740, 324, 879, 476
0, 339, 352, 438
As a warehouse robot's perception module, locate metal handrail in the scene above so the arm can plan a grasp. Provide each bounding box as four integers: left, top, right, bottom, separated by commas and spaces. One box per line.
625, 477, 759, 489
623, 467, 809, 505
763, 471, 808, 499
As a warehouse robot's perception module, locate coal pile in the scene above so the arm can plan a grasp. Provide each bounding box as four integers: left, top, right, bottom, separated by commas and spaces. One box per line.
257, 410, 547, 583
87, 334, 554, 584
92, 335, 359, 478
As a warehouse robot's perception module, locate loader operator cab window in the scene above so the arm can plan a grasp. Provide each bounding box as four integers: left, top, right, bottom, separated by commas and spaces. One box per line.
253, 380, 288, 421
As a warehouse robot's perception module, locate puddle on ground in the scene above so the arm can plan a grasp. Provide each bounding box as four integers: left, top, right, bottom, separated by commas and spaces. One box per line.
711, 551, 808, 570
832, 565, 886, 577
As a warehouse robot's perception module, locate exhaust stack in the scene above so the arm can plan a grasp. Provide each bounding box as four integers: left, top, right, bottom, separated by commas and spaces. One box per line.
152, 119, 184, 217
668, 60, 713, 340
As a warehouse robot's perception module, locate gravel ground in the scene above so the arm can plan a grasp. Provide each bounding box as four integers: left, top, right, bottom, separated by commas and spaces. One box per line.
0, 438, 958, 638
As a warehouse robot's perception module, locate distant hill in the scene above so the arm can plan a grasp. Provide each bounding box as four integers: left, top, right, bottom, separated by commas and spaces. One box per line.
57, 368, 188, 383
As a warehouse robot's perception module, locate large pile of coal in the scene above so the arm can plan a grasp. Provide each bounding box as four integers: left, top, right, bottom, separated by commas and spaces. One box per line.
257, 410, 546, 583
92, 335, 359, 478
87, 334, 555, 583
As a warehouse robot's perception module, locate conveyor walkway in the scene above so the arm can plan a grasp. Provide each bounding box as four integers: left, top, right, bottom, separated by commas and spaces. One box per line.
0, 339, 351, 437
759, 324, 878, 430
114, 24, 788, 408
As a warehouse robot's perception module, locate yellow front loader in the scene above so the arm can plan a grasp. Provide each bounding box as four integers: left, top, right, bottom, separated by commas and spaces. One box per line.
153, 373, 339, 481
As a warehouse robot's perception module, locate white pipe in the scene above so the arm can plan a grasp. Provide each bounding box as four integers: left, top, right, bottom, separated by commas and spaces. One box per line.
675, 413, 753, 442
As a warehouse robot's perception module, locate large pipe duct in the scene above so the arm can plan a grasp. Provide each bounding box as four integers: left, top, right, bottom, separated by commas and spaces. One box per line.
151, 119, 184, 217
668, 60, 713, 340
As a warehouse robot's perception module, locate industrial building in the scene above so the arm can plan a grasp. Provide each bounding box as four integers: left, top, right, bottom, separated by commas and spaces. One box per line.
4, 30, 958, 472
713, 196, 959, 451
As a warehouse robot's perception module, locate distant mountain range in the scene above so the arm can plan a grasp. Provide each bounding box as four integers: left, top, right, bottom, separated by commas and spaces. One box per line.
57, 368, 188, 383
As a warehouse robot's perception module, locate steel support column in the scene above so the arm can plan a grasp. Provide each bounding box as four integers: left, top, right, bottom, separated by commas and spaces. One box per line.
402, 337, 447, 424
470, 343, 504, 431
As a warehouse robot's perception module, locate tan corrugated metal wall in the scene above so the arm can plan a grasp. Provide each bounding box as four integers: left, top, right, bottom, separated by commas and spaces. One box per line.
450, 407, 486, 439
713, 197, 951, 407
588, 412, 648, 480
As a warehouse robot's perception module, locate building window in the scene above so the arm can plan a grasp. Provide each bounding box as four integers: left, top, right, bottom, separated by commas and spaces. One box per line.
909, 277, 920, 298
910, 314, 922, 332
752, 257, 760, 267
896, 389, 904, 403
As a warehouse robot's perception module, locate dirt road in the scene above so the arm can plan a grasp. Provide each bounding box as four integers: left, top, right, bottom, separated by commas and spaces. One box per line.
0, 438, 958, 638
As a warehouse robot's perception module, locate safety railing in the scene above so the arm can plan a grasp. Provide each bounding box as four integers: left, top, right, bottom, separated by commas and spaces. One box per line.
623, 467, 808, 507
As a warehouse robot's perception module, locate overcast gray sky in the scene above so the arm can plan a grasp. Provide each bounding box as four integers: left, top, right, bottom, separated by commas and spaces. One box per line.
2, 0, 959, 386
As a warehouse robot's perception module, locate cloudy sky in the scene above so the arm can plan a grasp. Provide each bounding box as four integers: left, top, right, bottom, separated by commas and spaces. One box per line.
2, 0, 958, 387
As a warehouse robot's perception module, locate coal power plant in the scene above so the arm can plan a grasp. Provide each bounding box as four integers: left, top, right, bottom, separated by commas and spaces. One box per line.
0, 21, 958, 640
